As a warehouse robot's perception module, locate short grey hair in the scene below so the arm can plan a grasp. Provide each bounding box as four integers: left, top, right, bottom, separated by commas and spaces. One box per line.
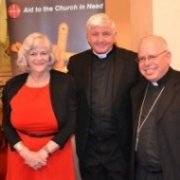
17, 32, 56, 72
86, 13, 117, 35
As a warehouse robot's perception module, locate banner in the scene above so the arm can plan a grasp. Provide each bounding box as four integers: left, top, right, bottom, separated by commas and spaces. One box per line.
7, 0, 105, 74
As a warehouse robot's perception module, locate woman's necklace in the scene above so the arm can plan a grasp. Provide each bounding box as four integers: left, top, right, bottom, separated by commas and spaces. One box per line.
135, 83, 165, 151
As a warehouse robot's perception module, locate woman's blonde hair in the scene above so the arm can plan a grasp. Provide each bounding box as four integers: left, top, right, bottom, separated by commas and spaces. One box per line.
17, 32, 56, 72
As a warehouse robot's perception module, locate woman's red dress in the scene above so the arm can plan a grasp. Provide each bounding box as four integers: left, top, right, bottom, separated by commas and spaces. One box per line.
6, 85, 75, 180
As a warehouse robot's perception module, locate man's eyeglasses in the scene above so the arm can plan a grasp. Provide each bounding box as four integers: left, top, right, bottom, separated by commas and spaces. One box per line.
136, 50, 168, 63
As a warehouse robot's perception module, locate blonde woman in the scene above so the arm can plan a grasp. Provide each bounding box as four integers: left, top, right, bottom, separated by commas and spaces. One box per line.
2, 32, 76, 180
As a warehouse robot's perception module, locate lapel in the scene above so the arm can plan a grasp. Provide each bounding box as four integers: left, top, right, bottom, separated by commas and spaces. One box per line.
131, 81, 147, 131
112, 47, 125, 102
84, 52, 92, 106
156, 70, 180, 122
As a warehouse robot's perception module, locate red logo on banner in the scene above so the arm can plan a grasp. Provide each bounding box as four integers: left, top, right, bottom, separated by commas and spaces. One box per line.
8, 4, 21, 19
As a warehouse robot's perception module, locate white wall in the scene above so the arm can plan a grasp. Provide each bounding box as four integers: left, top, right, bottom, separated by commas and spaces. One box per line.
130, 0, 180, 70
153, 0, 180, 70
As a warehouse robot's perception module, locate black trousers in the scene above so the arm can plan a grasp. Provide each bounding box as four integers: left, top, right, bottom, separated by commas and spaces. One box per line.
135, 164, 163, 180
79, 135, 127, 180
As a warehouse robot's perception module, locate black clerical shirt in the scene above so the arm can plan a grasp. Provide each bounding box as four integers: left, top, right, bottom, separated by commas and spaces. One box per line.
137, 83, 162, 171
90, 50, 117, 139
136, 69, 171, 172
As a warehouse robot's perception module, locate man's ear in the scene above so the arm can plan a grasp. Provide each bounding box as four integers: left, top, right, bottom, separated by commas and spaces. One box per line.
166, 51, 171, 63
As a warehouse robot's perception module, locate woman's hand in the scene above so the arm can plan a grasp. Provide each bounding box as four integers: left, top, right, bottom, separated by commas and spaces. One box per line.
14, 142, 48, 170
19, 146, 48, 170
14, 140, 59, 170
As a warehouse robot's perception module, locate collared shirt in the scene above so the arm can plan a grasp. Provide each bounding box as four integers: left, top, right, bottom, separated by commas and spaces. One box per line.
90, 48, 117, 138
136, 69, 171, 171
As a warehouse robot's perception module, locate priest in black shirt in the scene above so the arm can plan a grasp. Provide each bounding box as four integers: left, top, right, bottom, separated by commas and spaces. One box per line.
130, 35, 180, 180
68, 13, 139, 180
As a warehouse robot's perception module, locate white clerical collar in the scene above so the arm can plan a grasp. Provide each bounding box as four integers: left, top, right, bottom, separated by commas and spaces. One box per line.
93, 48, 112, 59
151, 82, 159, 86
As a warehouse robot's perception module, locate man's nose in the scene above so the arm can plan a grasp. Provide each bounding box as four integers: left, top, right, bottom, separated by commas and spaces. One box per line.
144, 58, 151, 65
97, 35, 104, 42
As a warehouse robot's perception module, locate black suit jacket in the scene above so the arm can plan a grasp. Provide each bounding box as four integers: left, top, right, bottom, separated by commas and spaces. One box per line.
130, 69, 180, 180
68, 46, 139, 160
2, 69, 76, 149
